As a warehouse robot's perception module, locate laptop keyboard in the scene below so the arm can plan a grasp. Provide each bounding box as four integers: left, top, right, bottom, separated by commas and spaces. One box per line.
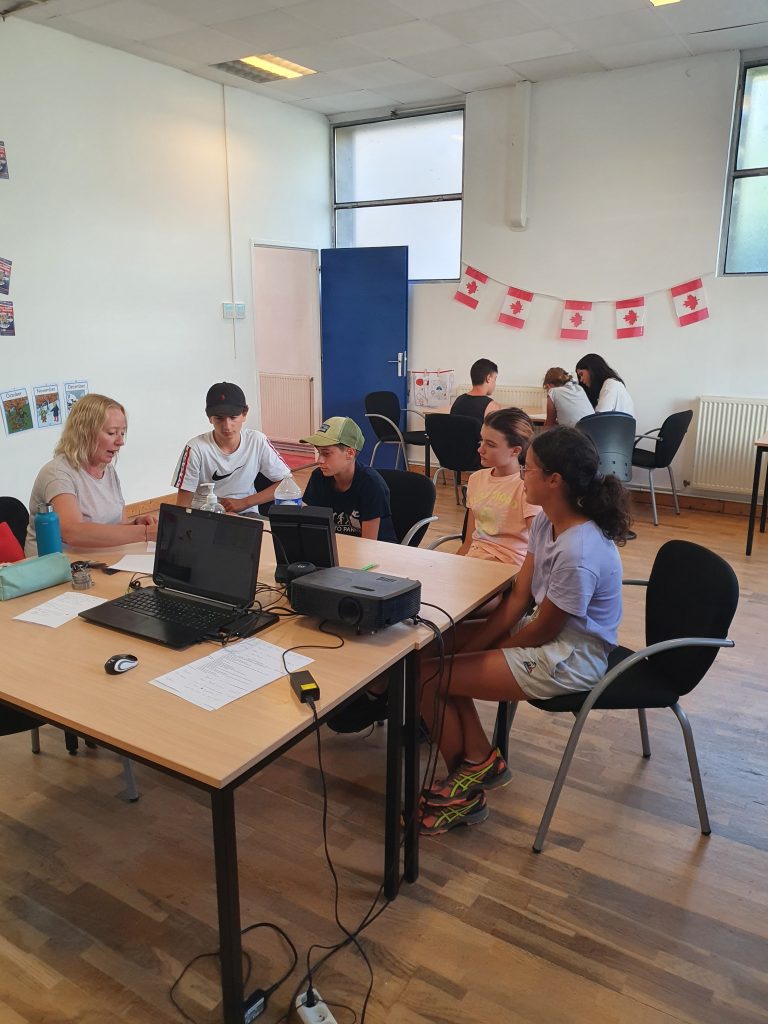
112, 589, 234, 630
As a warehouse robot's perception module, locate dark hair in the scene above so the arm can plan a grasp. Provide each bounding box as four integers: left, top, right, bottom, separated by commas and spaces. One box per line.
470, 358, 498, 386
543, 366, 572, 388
530, 426, 632, 543
574, 353, 624, 408
484, 407, 534, 456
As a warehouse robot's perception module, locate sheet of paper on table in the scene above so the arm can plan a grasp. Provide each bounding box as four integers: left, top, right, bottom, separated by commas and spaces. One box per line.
109, 552, 155, 573
149, 637, 313, 711
14, 592, 106, 628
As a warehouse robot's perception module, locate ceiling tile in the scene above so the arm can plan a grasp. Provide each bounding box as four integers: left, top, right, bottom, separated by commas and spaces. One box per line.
440, 64, 523, 91
346, 21, 460, 58
474, 28, 574, 64
400, 45, 500, 77
62, 1, 196, 42
558, 9, 671, 50
24, 13, 126, 46
278, 38, 382, 71
381, 79, 463, 102
390, 0, 497, 15
509, 51, 606, 81
429, 1, 544, 44
151, 0, 281, 21
687, 22, 768, 53
286, 0, 413, 35
214, 8, 334, 51
255, 71, 358, 99
516, 0, 647, 24
327, 59, 429, 89
653, 0, 768, 34
142, 26, 246, 63
593, 36, 692, 69
300, 89, 397, 113
12, 0, 114, 19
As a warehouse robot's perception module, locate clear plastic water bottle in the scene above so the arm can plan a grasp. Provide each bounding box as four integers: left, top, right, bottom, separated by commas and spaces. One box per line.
274, 474, 303, 505
35, 502, 63, 555
194, 482, 225, 513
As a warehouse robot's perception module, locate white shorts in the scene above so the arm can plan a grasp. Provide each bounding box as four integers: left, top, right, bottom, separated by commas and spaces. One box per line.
501, 616, 610, 700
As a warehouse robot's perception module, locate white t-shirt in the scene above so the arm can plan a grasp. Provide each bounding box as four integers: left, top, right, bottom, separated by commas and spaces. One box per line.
596, 379, 634, 417
550, 381, 595, 427
172, 428, 290, 504
26, 455, 125, 556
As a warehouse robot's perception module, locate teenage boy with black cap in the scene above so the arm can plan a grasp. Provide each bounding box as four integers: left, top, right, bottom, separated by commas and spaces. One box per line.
301, 416, 397, 542
172, 382, 290, 513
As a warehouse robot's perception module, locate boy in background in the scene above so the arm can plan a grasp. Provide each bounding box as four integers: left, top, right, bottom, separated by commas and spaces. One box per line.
450, 358, 501, 422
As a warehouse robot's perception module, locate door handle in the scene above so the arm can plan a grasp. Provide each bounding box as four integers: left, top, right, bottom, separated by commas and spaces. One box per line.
387, 352, 407, 377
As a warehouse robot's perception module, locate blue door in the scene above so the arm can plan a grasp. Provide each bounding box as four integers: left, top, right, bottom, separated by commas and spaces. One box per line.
320, 246, 408, 466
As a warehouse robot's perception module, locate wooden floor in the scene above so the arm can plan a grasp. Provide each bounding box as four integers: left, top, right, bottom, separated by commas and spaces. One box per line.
2, 478, 768, 1024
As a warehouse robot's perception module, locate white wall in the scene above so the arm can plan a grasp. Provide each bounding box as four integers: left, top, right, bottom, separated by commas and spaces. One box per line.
0, 18, 330, 507
410, 52, 765, 495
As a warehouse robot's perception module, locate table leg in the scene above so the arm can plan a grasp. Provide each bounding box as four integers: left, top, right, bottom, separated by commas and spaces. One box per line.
384, 661, 404, 901
746, 448, 764, 556
761, 456, 768, 533
211, 788, 244, 1024
403, 651, 419, 884
424, 446, 431, 480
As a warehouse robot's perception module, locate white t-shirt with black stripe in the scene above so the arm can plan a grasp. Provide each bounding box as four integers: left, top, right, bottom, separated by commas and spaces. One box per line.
172, 429, 290, 503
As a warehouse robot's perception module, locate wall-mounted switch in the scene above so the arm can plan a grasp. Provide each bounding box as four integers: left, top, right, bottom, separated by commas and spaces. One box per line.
222, 302, 234, 319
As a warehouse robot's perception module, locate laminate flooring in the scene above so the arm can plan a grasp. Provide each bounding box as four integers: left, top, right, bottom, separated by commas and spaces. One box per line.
1, 477, 767, 1024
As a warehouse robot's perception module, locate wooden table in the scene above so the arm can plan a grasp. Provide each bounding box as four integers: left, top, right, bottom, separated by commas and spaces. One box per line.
0, 537, 512, 1022
745, 434, 768, 555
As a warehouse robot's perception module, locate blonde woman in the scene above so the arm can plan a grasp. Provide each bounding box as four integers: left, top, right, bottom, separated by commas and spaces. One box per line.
543, 367, 594, 428
25, 393, 157, 555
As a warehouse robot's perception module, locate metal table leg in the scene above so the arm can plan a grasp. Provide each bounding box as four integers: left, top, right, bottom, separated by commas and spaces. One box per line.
403, 651, 419, 884
384, 661, 404, 901
746, 447, 765, 556
760, 455, 768, 534
211, 788, 244, 1024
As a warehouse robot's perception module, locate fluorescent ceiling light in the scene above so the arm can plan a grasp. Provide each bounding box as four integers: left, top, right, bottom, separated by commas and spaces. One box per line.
238, 54, 315, 79
649, 0, 681, 6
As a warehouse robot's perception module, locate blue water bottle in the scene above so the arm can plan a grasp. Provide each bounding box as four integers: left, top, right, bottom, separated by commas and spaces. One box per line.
35, 502, 63, 556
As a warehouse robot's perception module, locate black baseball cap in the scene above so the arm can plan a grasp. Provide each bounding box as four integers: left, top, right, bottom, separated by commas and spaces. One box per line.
205, 382, 247, 416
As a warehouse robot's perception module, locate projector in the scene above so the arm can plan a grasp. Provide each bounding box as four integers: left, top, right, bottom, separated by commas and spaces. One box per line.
289, 567, 421, 632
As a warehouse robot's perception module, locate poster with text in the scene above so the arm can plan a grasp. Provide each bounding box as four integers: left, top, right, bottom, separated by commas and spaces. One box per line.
63, 379, 89, 413
0, 301, 14, 336
0, 258, 11, 295
1, 388, 33, 436
33, 384, 63, 428
0, 142, 8, 180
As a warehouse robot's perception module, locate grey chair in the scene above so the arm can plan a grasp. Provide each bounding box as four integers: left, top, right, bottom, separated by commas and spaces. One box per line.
492, 540, 738, 853
375, 469, 438, 547
364, 391, 430, 475
576, 412, 637, 482
632, 410, 693, 526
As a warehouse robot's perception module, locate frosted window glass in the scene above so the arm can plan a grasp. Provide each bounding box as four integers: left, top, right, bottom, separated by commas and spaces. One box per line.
336, 201, 462, 280
725, 176, 768, 273
335, 112, 463, 203
737, 67, 768, 170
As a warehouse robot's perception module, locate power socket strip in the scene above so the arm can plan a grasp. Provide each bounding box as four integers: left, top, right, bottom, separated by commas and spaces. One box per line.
295, 988, 338, 1024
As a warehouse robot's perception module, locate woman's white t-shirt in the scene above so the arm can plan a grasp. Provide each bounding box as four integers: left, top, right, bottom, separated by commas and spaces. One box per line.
550, 381, 595, 427
596, 378, 634, 417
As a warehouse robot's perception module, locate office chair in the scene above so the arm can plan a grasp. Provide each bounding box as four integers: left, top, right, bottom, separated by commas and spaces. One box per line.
576, 412, 637, 482
492, 540, 738, 853
632, 410, 693, 526
0, 496, 29, 549
376, 469, 437, 547
365, 391, 431, 476
424, 413, 482, 505
427, 508, 468, 552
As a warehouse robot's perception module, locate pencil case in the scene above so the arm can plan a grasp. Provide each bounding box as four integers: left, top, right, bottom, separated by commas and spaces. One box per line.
0, 552, 72, 601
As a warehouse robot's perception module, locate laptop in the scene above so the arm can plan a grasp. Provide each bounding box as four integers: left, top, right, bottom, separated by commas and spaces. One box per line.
79, 503, 275, 649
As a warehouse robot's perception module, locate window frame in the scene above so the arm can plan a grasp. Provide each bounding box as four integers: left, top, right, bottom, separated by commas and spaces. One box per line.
720, 58, 768, 276
331, 106, 466, 284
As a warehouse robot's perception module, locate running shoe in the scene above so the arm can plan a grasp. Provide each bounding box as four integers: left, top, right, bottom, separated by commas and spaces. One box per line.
419, 791, 488, 836
425, 748, 511, 805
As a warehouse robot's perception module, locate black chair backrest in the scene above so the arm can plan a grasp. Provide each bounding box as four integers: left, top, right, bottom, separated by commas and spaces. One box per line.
646, 540, 739, 696
376, 469, 436, 547
364, 391, 403, 443
0, 496, 29, 549
577, 412, 637, 482
653, 410, 693, 468
424, 413, 482, 473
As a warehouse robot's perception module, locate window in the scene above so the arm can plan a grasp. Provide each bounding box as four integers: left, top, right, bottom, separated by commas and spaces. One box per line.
722, 62, 768, 274
333, 110, 464, 281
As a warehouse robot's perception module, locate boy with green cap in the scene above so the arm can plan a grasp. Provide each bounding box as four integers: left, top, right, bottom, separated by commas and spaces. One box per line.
300, 416, 397, 543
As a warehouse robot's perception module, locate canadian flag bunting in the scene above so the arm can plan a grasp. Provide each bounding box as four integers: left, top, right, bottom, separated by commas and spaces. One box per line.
454, 266, 488, 309
671, 278, 709, 327
498, 286, 534, 329
615, 296, 645, 339
560, 300, 593, 341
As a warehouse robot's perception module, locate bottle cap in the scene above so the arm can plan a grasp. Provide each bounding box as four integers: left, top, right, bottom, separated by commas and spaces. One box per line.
38, 503, 52, 514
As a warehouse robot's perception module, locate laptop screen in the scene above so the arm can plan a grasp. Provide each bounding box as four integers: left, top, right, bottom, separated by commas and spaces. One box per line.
153, 504, 262, 607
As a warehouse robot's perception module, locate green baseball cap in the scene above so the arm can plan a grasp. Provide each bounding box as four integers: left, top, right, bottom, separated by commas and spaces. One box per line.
301, 416, 365, 451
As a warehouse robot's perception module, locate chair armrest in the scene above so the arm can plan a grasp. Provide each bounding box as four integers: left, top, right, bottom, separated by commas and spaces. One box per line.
634, 430, 661, 443
401, 515, 439, 547
574, 636, 735, 715
427, 532, 462, 550
365, 412, 405, 442
622, 578, 649, 587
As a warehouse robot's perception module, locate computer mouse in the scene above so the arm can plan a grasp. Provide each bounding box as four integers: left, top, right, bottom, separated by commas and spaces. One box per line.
104, 654, 139, 675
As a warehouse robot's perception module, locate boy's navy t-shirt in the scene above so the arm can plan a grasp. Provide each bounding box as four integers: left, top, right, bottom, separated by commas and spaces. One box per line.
302, 464, 397, 543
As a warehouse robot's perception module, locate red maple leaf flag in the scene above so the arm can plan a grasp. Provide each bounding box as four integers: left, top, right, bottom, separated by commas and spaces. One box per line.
615, 296, 645, 339
670, 278, 709, 327
498, 285, 534, 329
560, 299, 593, 341
454, 266, 489, 310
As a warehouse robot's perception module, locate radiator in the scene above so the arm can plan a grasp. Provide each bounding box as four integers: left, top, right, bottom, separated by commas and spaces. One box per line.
691, 395, 768, 494
258, 373, 314, 443
451, 384, 546, 412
